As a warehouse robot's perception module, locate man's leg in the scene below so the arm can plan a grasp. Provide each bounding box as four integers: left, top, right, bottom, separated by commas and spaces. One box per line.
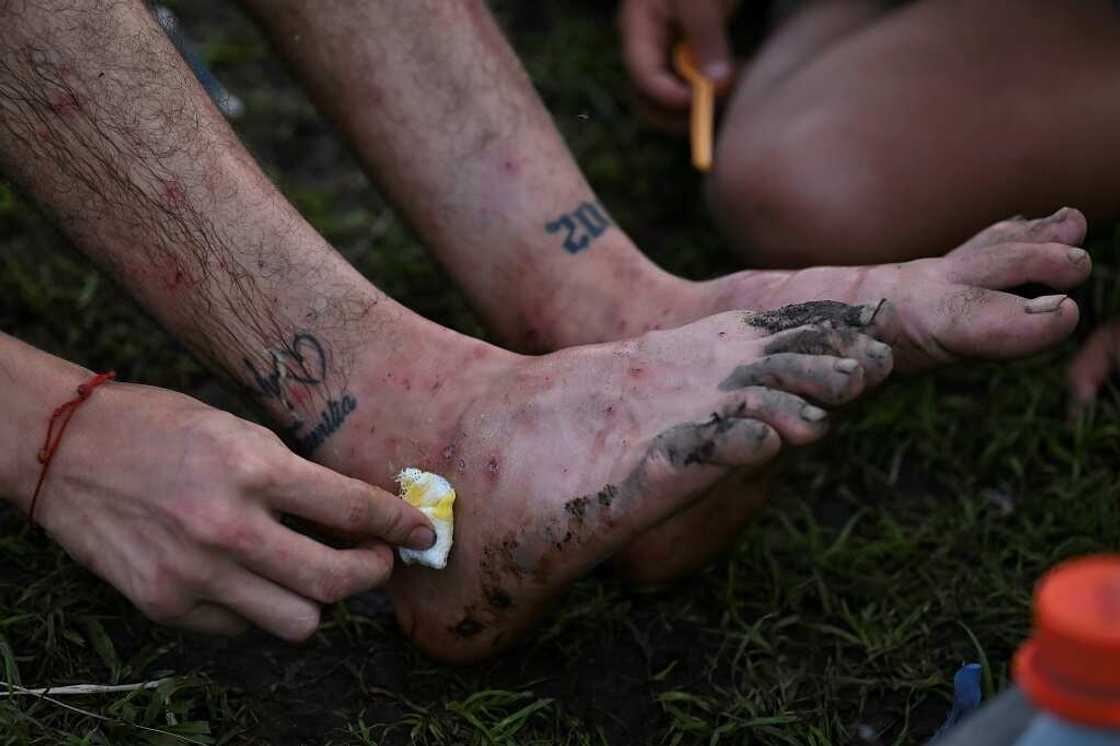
710, 0, 1120, 267
1, 0, 897, 661
238, 0, 1089, 583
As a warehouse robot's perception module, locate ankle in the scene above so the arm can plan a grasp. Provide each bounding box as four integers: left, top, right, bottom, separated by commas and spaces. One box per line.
504, 240, 698, 351
308, 320, 522, 485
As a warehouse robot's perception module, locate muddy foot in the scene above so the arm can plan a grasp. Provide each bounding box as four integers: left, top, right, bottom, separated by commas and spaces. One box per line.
321, 304, 891, 661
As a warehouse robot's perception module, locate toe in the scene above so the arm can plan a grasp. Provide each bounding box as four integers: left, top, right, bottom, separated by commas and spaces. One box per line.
759, 324, 894, 386
962, 207, 1088, 251
721, 386, 831, 447
717, 352, 867, 405
900, 290, 1079, 368
944, 241, 1091, 291
1068, 321, 1120, 405
702, 418, 783, 467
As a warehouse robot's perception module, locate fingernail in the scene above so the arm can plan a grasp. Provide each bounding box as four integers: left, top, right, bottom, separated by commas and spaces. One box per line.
407, 526, 436, 550
801, 404, 827, 422
835, 358, 860, 374
1025, 295, 1067, 314
1068, 247, 1088, 264
868, 341, 892, 360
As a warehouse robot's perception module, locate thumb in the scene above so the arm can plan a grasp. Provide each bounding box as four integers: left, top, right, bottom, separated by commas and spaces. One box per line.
269, 459, 436, 550
676, 0, 734, 83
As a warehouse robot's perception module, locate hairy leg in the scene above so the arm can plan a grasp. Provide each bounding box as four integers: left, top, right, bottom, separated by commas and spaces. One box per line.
237, 0, 1089, 584
709, 0, 1120, 267
0, 0, 896, 660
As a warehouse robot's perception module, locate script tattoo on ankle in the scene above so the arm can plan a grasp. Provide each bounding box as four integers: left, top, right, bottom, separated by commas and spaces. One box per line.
243, 331, 358, 455
545, 201, 612, 254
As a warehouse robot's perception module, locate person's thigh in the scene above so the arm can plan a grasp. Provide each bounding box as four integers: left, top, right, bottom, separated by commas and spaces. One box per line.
710, 0, 1120, 267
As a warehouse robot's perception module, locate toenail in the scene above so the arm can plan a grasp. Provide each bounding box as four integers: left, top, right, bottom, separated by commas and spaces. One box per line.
835, 358, 860, 374
1025, 295, 1067, 314
1068, 247, 1088, 264
1047, 207, 1070, 223
406, 526, 437, 550
800, 404, 827, 422
867, 341, 891, 360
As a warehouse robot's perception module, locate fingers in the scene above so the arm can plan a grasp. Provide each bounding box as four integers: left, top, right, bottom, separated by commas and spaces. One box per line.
619, 0, 692, 109
944, 241, 1091, 291
236, 514, 396, 605
174, 603, 250, 636
269, 458, 435, 550
760, 323, 894, 386
1068, 321, 1120, 405
718, 352, 868, 405
210, 567, 322, 643
674, 0, 734, 83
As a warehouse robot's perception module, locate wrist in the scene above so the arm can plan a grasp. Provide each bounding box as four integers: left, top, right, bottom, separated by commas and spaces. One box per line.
0, 340, 94, 513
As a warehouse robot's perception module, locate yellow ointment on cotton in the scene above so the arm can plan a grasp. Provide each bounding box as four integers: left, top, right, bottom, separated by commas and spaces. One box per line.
396, 468, 456, 569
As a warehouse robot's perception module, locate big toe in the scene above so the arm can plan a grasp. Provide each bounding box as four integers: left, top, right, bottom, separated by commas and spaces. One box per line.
900, 290, 1079, 369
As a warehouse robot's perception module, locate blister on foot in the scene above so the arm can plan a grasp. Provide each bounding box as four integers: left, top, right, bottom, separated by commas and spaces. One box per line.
397, 468, 456, 570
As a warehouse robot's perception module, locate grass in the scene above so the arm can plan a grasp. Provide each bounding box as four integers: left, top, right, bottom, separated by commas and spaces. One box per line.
2, 1, 1120, 743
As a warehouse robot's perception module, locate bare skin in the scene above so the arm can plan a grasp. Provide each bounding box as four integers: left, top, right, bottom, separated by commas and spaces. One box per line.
0, 0, 896, 659
240, 0, 1091, 582
625, 0, 1120, 402
317, 306, 895, 662
0, 334, 435, 641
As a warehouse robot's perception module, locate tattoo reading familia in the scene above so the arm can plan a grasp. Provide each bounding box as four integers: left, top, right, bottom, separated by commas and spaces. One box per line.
546, 201, 612, 254
242, 331, 357, 454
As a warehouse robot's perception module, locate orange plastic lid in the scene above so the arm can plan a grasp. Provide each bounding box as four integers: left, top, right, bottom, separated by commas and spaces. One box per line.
1013, 555, 1120, 729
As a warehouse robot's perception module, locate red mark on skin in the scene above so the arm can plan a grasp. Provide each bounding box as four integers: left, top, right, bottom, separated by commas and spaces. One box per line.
718, 331, 727, 338
485, 457, 500, 483
289, 386, 311, 407
605, 405, 615, 416
470, 346, 488, 361
628, 367, 645, 380
45, 89, 81, 117
401, 378, 412, 391
161, 179, 187, 211
503, 159, 519, 175
431, 379, 444, 392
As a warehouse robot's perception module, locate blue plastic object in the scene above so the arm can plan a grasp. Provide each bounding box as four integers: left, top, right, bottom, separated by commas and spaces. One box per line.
932, 664, 983, 741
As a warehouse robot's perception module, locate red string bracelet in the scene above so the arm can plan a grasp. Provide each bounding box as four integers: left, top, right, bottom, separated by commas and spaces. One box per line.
28, 371, 116, 525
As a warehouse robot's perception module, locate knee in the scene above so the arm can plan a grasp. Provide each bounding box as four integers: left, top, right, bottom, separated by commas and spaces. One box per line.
706, 111, 902, 268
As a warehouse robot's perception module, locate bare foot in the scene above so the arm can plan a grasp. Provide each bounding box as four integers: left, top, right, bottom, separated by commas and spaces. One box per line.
522, 208, 1089, 583
318, 303, 891, 661
535, 209, 1087, 369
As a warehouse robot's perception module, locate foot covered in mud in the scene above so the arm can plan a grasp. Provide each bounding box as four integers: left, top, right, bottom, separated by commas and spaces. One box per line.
532, 208, 1090, 372
593, 209, 1090, 583
319, 304, 892, 662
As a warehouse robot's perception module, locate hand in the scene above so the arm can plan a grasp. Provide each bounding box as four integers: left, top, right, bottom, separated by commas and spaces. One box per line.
32, 381, 435, 641
1068, 320, 1120, 407
619, 0, 737, 111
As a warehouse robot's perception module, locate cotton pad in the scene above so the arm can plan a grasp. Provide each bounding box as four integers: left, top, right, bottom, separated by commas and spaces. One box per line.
396, 468, 456, 569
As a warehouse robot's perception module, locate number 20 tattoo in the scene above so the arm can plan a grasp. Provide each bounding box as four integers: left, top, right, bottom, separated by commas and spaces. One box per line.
545, 201, 613, 254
